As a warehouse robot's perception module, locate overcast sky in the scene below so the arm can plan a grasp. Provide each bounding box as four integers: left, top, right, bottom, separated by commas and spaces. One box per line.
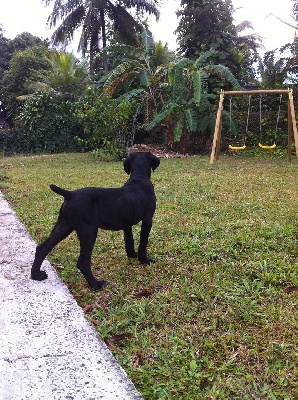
0, 0, 296, 53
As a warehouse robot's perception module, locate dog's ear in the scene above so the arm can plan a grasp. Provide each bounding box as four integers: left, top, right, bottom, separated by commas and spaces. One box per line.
123, 157, 131, 174
151, 154, 160, 171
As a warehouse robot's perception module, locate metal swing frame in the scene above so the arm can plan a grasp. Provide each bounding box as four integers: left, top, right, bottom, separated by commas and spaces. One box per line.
210, 89, 298, 164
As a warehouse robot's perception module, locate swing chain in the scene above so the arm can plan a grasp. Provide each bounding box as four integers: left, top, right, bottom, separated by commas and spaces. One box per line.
258, 94, 282, 149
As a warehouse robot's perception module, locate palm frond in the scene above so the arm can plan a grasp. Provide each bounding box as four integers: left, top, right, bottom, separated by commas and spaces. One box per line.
110, 4, 143, 46
121, 0, 160, 20
48, 0, 83, 27
51, 5, 85, 45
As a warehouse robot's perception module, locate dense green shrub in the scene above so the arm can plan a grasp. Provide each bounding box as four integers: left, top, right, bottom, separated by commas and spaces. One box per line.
4, 89, 137, 157
0, 128, 31, 155
76, 88, 136, 159
15, 92, 85, 153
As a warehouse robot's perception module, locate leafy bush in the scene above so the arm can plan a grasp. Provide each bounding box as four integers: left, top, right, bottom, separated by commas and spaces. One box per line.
76, 88, 136, 158
0, 128, 30, 155
15, 92, 84, 153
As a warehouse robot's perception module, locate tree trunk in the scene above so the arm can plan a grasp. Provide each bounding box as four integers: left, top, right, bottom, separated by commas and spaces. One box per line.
100, 7, 109, 73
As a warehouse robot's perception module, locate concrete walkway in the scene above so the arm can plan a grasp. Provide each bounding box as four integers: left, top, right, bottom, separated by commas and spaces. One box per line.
0, 192, 143, 400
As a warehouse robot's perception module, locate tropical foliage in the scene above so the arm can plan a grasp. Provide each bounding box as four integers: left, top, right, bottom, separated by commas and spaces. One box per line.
1, 45, 52, 112
15, 92, 84, 153
75, 87, 136, 157
100, 29, 175, 141
176, 0, 239, 74
0, 31, 49, 85
47, 51, 90, 95
16, 51, 90, 101
145, 51, 242, 150
1, 1, 297, 155
101, 49, 242, 152
258, 50, 291, 89
0, 32, 50, 125
42, 0, 160, 74
234, 20, 263, 85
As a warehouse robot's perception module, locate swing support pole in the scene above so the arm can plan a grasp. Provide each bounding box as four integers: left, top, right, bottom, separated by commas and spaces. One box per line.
288, 89, 298, 158
210, 89, 298, 164
210, 90, 224, 164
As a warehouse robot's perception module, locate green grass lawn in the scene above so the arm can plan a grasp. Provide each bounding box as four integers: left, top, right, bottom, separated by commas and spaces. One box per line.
1, 151, 297, 399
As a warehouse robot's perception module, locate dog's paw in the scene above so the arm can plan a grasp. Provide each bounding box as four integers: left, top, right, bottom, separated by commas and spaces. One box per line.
139, 257, 155, 265
127, 251, 137, 259
92, 280, 110, 291
31, 270, 48, 281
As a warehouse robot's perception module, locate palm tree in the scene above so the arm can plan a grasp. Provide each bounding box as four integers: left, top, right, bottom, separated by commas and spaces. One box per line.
235, 20, 263, 55
42, 0, 160, 75
48, 51, 89, 95
17, 51, 89, 101
233, 20, 263, 85
101, 29, 175, 144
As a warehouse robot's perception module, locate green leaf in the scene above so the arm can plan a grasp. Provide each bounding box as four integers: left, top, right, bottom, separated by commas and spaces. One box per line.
118, 88, 146, 102
194, 50, 218, 67
174, 118, 183, 142
191, 70, 202, 105
146, 103, 179, 131
140, 70, 151, 87
184, 108, 198, 133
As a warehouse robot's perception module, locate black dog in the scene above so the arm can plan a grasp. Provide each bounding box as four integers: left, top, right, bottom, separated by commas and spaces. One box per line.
31, 152, 160, 290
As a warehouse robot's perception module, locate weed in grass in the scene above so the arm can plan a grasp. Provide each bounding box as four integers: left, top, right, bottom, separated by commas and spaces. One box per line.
1, 152, 298, 399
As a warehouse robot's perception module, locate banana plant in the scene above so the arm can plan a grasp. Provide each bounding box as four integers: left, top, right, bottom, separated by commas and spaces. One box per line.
146, 50, 242, 148
102, 42, 241, 150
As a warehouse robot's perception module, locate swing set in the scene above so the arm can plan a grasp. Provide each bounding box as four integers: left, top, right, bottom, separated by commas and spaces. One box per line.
210, 89, 298, 164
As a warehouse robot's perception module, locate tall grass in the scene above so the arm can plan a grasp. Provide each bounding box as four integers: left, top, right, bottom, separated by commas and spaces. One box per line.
1, 151, 297, 399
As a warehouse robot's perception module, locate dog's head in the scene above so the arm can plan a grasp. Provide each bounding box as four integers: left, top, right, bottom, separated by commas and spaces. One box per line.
123, 152, 160, 176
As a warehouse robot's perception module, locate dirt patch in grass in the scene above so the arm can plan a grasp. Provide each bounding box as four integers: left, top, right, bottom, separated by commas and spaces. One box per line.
130, 144, 189, 158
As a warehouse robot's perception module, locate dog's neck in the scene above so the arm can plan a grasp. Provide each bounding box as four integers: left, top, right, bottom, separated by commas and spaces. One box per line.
125, 171, 154, 191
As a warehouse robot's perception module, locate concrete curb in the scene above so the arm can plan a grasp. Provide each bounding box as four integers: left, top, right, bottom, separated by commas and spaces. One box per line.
0, 192, 143, 400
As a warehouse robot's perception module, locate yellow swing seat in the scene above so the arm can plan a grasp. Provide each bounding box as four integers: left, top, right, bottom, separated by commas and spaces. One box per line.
258, 143, 276, 150
229, 144, 246, 150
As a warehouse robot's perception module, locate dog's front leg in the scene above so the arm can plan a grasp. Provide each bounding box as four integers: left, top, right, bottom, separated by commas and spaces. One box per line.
138, 220, 154, 264
123, 227, 137, 258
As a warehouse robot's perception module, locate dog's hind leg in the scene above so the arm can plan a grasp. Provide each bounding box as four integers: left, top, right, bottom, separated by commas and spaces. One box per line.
76, 226, 109, 290
123, 227, 137, 258
31, 218, 73, 281
138, 220, 154, 265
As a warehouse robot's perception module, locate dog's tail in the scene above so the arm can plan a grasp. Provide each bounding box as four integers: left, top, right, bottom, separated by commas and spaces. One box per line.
50, 184, 72, 199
